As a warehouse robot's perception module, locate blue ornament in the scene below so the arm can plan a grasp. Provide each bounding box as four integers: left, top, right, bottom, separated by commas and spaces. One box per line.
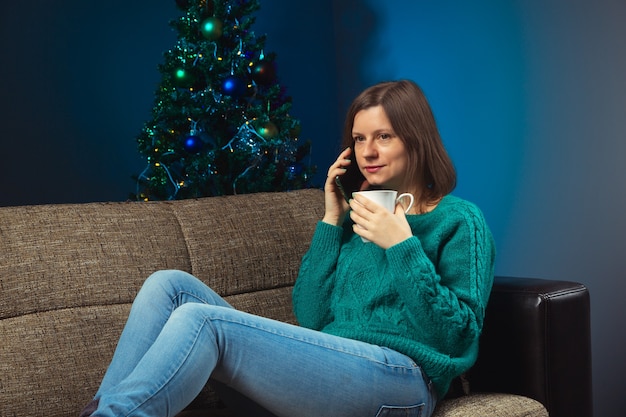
183, 135, 203, 153
287, 163, 303, 179
221, 75, 247, 97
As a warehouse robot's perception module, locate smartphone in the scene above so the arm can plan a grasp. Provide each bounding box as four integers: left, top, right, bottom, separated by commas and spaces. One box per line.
335, 158, 366, 202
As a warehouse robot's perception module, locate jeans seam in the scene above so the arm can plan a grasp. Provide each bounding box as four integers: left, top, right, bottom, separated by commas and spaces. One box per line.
208, 312, 415, 370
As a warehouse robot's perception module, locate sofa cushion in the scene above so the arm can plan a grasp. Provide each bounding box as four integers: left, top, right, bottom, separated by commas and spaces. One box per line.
432, 393, 548, 417
168, 190, 323, 296
0, 190, 324, 417
0, 202, 192, 321
0, 304, 130, 416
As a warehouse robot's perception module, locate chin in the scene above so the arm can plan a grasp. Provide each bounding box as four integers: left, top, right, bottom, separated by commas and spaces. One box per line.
366, 182, 389, 190
364, 175, 399, 190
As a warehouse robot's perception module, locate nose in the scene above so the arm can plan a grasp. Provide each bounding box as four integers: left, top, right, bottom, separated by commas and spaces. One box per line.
361, 139, 378, 158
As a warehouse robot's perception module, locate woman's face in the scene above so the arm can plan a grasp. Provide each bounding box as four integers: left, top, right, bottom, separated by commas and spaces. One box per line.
352, 105, 412, 192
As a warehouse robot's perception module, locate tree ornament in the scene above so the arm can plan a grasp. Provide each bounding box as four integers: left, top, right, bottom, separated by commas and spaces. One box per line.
183, 135, 203, 153
173, 68, 195, 88
200, 17, 223, 41
251, 61, 276, 85
287, 163, 303, 180
221, 75, 248, 97
257, 121, 279, 139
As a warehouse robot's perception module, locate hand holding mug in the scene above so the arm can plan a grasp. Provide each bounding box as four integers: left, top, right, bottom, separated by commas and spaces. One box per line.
350, 190, 415, 248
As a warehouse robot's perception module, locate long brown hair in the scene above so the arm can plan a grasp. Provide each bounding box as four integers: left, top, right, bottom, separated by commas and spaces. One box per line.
341, 80, 456, 203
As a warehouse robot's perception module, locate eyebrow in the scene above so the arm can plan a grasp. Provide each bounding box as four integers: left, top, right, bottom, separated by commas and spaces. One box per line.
351, 128, 395, 136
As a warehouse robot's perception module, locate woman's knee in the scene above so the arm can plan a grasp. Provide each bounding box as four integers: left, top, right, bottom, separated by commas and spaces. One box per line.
144, 269, 196, 289
137, 269, 196, 301
169, 301, 209, 321
140, 270, 230, 309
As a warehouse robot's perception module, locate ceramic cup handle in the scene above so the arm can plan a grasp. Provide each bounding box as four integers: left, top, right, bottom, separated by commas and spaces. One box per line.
396, 193, 414, 213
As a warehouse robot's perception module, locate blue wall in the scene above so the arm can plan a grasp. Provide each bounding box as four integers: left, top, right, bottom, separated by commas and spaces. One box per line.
1, 1, 624, 416
330, 2, 625, 416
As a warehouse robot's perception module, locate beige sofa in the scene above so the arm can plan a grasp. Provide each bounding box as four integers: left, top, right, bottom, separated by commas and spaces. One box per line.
0, 189, 592, 417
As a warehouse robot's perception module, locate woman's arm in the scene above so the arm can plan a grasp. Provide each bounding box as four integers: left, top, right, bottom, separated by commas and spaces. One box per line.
386, 206, 496, 356
293, 148, 359, 329
292, 222, 344, 330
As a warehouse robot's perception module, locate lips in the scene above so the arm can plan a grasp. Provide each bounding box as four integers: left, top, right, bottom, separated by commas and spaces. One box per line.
364, 165, 384, 173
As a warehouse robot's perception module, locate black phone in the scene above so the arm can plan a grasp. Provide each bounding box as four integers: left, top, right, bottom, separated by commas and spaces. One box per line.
335, 158, 366, 202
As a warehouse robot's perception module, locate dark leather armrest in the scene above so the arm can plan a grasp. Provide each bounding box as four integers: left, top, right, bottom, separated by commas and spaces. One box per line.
470, 276, 593, 417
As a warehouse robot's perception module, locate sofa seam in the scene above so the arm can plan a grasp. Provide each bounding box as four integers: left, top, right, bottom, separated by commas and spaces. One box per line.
1, 300, 134, 321
166, 200, 196, 276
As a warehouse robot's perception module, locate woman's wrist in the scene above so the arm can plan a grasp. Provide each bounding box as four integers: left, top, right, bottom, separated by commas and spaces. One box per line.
322, 214, 344, 227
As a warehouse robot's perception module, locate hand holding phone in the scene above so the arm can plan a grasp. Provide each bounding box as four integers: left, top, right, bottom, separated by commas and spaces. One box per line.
334, 153, 366, 202
323, 147, 366, 226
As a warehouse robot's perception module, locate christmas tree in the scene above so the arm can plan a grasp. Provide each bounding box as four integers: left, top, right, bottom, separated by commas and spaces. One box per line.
133, 0, 314, 200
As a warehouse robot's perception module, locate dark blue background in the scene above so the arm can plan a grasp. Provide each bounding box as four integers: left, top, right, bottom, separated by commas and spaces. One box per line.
1, 1, 624, 415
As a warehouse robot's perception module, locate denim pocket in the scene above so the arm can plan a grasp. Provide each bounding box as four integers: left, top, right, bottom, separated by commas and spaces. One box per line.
375, 403, 425, 417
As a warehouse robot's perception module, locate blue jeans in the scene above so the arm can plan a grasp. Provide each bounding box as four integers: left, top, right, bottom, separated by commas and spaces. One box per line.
91, 270, 437, 417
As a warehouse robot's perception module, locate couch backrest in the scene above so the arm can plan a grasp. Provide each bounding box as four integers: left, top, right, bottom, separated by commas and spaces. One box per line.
0, 188, 325, 417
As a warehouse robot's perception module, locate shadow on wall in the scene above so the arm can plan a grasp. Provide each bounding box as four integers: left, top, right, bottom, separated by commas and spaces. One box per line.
254, 0, 341, 189
331, 0, 381, 149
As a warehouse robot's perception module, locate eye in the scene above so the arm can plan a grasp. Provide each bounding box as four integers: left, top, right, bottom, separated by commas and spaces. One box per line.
353, 135, 365, 143
378, 132, 393, 141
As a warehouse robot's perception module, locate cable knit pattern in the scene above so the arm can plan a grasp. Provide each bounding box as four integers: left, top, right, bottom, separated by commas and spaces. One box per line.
292, 195, 496, 398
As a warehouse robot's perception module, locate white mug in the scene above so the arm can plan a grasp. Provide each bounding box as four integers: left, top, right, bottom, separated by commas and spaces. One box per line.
353, 190, 415, 242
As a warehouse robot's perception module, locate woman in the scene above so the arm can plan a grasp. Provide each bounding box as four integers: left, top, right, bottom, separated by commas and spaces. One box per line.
80, 80, 495, 417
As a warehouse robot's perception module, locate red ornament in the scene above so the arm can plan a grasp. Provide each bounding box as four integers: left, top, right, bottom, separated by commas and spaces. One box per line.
251, 61, 276, 85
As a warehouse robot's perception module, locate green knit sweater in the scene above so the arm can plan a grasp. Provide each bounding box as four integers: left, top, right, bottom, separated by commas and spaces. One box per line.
292, 194, 495, 398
